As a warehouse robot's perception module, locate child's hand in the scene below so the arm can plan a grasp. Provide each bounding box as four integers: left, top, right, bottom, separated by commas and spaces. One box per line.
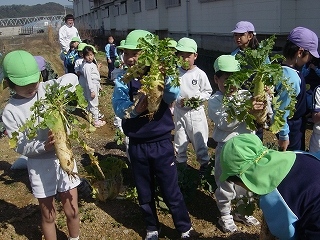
45, 130, 55, 151
278, 139, 289, 151
107, 59, 112, 63
91, 91, 96, 99
251, 98, 265, 111
180, 98, 185, 107
135, 94, 148, 114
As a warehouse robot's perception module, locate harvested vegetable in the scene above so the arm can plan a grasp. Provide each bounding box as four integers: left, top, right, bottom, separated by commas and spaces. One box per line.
223, 35, 297, 133
84, 156, 128, 200
10, 82, 97, 177
122, 34, 184, 119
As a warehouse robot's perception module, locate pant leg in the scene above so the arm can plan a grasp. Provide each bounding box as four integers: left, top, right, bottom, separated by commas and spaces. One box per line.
151, 139, 192, 233
174, 108, 189, 163
287, 118, 304, 151
128, 142, 159, 231
214, 143, 236, 216
187, 108, 210, 165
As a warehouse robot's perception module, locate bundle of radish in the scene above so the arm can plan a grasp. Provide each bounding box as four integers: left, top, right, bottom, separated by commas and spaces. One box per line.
122, 34, 183, 119
9, 82, 100, 178
223, 35, 297, 133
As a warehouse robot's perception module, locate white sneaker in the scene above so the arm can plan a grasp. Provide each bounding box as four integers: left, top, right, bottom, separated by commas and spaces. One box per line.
145, 230, 159, 240
218, 215, 238, 233
233, 213, 260, 226
181, 227, 194, 239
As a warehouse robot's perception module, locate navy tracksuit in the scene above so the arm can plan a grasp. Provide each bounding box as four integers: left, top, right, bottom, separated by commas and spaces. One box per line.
122, 80, 191, 233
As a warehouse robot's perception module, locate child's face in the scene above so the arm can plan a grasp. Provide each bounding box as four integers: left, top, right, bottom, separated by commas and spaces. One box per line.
84, 51, 95, 63
123, 49, 140, 67
66, 19, 74, 27
108, 37, 114, 44
14, 82, 40, 99
177, 51, 197, 70
214, 72, 231, 94
233, 32, 253, 49
296, 50, 312, 69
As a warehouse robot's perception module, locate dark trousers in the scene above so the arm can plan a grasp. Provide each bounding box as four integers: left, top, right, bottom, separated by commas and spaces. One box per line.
108, 57, 116, 78
287, 117, 306, 151
129, 138, 191, 233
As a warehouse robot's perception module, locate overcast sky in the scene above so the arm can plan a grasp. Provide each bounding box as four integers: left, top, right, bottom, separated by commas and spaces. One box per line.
0, 0, 72, 6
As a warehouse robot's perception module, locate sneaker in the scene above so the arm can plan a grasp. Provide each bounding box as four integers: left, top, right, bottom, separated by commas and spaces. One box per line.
145, 230, 159, 240
98, 112, 104, 120
218, 215, 238, 233
94, 120, 106, 128
233, 213, 260, 226
181, 227, 194, 239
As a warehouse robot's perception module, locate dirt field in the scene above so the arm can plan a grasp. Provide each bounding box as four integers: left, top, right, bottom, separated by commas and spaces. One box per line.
0, 34, 312, 240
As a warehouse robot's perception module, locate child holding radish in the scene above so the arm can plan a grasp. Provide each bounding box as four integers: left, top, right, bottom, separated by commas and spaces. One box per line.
112, 29, 194, 240
277, 27, 319, 151
208, 55, 261, 233
2, 50, 81, 240
173, 37, 212, 174
82, 45, 106, 127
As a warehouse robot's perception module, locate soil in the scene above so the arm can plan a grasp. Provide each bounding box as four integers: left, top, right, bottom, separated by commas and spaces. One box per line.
0, 34, 311, 240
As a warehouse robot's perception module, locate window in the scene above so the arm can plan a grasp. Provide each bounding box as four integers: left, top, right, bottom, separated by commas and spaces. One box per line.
120, 1, 127, 15
165, 0, 181, 8
146, 0, 157, 10
114, 5, 119, 16
133, 0, 141, 13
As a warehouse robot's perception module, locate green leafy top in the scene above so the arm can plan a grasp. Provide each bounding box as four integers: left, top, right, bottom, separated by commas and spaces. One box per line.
122, 34, 186, 87
223, 35, 297, 133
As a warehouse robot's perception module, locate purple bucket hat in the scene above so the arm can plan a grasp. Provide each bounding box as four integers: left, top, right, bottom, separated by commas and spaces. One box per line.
34, 56, 46, 71
287, 27, 319, 58
232, 21, 255, 34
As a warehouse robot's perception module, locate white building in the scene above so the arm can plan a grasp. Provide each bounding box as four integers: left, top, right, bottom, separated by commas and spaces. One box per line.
73, 0, 320, 52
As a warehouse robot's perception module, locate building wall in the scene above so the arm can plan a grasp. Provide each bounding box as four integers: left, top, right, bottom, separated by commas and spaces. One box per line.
73, 0, 320, 52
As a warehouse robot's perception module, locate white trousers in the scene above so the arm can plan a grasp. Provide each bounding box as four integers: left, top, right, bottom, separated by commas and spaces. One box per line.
174, 107, 210, 165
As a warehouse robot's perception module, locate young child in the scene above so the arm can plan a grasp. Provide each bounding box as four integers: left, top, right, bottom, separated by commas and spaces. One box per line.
110, 59, 124, 83
64, 36, 81, 74
174, 37, 212, 173
82, 45, 106, 127
112, 29, 193, 240
231, 21, 273, 136
277, 27, 319, 151
208, 55, 260, 233
105, 35, 118, 79
220, 133, 320, 239
74, 42, 87, 95
2, 50, 80, 240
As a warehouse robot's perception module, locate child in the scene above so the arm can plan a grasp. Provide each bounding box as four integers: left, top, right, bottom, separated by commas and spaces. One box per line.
82, 45, 106, 127
174, 37, 212, 173
105, 35, 118, 79
110, 59, 124, 83
74, 42, 87, 95
220, 133, 320, 239
2, 50, 80, 240
64, 36, 81, 74
112, 29, 193, 240
231, 21, 273, 136
208, 55, 260, 233
277, 27, 319, 151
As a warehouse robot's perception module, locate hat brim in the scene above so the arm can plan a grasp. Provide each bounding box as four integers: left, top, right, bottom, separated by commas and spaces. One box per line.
220, 150, 296, 195
117, 45, 141, 50
175, 46, 196, 53
231, 28, 247, 33
310, 50, 320, 58
10, 71, 41, 86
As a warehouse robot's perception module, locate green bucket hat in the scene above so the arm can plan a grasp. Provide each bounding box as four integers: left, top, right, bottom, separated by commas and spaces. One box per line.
71, 36, 81, 43
175, 37, 197, 53
220, 134, 296, 195
78, 43, 87, 51
84, 44, 98, 53
214, 55, 240, 73
119, 39, 125, 46
3, 50, 40, 86
117, 29, 153, 50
